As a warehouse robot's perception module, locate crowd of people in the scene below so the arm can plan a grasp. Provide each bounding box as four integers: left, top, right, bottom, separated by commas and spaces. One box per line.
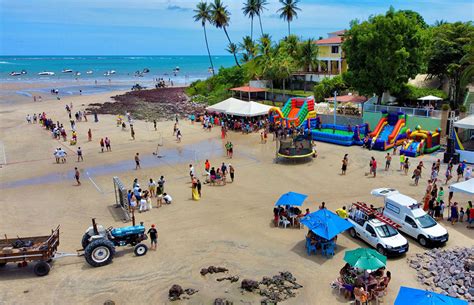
336, 265, 391, 303
127, 177, 170, 212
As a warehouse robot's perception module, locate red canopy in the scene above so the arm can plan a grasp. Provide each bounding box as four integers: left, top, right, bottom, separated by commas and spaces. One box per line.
230, 86, 267, 93
324, 95, 367, 103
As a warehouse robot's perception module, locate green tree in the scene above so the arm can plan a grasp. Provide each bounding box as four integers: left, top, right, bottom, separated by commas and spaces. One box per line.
226, 42, 239, 63
277, 0, 300, 36
242, 0, 257, 39
239, 36, 256, 63
193, 1, 215, 76
343, 7, 426, 104
255, 0, 268, 36
460, 42, 474, 94
297, 38, 319, 92
210, 0, 241, 67
426, 22, 474, 104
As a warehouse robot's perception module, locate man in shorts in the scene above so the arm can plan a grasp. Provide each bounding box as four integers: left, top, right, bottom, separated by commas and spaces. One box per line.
147, 224, 158, 250
135, 153, 141, 170
74, 167, 81, 185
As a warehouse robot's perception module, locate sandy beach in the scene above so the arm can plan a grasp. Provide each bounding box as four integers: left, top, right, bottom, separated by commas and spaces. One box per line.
0, 86, 472, 305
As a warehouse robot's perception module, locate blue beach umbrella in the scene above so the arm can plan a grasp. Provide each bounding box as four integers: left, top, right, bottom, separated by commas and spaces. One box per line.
300, 209, 354, 240
395, 286, 468, 305
274, 192, 308, 207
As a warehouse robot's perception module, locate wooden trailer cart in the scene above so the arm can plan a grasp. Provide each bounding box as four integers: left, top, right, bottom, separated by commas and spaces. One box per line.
0, 226, 60, 276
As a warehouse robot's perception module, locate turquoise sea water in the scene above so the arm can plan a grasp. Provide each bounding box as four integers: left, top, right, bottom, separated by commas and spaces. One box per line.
0, 55, 235, 83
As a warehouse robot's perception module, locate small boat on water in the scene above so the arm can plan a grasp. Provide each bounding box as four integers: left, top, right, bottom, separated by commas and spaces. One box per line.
110, 70, 116, 74
86, 70, 93, 74
38, 71, 55, 76
75, 72, 81, 76
62, 69, 73, 73
9, 71, 21, 76
143, 68, 150, 73
21, 70, 27, 75
173, 66, 180, 73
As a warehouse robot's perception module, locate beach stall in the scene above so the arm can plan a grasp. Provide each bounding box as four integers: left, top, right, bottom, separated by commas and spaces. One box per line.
301, 209, 354, 257
449, 179, 474, 195
226, 101, 272, 117
394, 286, 468, 305
453, 114, 474, 163
206, 97, 243, 114
230, 86, 267, 101
273, 192, 308, 228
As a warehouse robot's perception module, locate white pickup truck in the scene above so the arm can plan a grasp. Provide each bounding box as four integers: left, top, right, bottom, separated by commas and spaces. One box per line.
347, 207, 409, 256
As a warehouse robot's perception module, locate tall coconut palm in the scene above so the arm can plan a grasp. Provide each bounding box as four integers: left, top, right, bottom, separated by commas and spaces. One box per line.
226, 42, 239, 64
255, 0, 268, 36
210, 0, 241, 67
297, 38, 319, 92
277, 0, 301, 36
242, 0, 257, 39
194, 2, 215, 76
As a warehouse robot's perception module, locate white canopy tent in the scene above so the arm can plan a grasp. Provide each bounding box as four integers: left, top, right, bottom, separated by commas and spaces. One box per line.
418, 95, 443, 101
206, 98, 272, 117
453, 115, 474, 129
448, 179, 474, 195
206, 97, 242, 113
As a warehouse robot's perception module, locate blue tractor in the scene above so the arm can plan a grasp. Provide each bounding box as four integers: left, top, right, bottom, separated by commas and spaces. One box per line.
82, 218, 148, 267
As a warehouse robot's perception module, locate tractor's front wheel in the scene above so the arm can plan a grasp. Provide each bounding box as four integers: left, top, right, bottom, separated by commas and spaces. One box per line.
134, 243, 148, 256
84, 239, 115, 267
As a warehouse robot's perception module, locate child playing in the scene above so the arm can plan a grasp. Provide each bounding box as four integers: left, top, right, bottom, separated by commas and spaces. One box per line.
459, 207, 465, 222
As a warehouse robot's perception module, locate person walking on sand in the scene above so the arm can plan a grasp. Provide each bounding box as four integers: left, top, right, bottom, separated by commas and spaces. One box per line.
205, 159, 211, 174
131, 126, 135, 140
135, 153, 141, 170
105, 137, 111, 152
370, 157, 377, 178
404, 158, 410, 175
385, 153, 391, 171
147, 224, 158, 250
77, 147, 83, 162
228, 142, 233, 158
153, 119, 157, 131
341, 154, 348, 175
74, 167, 81, 185
399, 154, 405, 171
197, 179, 202, 196
88, 128, 92, 142
173, 122, 178, 136
229, 164, 235, 182
189, 164, 195, 181
100, 138, 105, 153
176, 129, 182, 143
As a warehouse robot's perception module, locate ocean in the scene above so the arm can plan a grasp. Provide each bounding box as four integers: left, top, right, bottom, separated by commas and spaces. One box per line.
0, 55, 235, 83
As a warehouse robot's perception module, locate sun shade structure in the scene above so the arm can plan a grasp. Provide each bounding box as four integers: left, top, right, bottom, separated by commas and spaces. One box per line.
274, 192, 308, 207
448, 179, 474, 195
394, 286, 468, 305
453, 115, 474, 129
206, 97, 241, 113
230, 86, 267, 101
300, 209, 354, 240
417, 95, 443, 101
343, 248, 387, 270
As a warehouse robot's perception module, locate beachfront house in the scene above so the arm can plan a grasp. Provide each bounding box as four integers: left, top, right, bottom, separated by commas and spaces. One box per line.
292, 30, 347, 87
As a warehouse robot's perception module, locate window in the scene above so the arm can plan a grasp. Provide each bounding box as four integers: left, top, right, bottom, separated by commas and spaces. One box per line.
331, 46, 339, 54
416, 214, 437, 228
385, 202, 400, 214
405, 216, 416, 227
375, 225, 398, 238
366, 224, 376, 235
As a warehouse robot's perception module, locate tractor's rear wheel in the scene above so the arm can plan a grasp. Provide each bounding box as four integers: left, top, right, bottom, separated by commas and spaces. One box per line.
0, 262, 7, 267
84, 239, 115, 267
34, 261, 50, 276
81, 233, 91, 249
134, 243, 148, 256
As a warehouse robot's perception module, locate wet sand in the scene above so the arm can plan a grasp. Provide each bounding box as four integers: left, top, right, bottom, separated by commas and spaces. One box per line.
0, 88, 472, 305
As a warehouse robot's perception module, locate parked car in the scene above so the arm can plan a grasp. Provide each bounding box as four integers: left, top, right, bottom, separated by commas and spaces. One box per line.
371, 188, 448, 247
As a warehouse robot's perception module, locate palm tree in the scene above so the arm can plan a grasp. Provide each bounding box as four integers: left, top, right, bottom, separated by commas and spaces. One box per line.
297, 38, 319, 92
277, 0, 301, 36
242, 0, 257, 39
226, 42, 239, 64
194, 2, 215, 76
239, 36, 256, 62
210, 0, 241, 67
255, 0, 268, 36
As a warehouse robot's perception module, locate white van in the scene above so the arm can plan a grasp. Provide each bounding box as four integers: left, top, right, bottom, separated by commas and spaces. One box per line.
371, 188, 449, 247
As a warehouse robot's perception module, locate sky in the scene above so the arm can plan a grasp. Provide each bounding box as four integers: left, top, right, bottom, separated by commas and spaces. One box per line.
0, 0, 473, 56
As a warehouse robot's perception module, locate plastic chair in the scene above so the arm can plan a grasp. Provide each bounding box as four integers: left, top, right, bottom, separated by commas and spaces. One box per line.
322, 242, 335, 258
330, 277, 346, 295
279, 216, 291, 228
306, 239, 317, 256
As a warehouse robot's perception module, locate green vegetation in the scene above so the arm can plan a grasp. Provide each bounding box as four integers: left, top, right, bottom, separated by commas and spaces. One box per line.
191, 2, 472, 109
343, 8, 426, 104
396, 84, 448, 101
313, 75, 348, 102
186, 65, 251, 105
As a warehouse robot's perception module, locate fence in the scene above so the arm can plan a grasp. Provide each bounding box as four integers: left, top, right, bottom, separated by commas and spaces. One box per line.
113, 176, 131, 222
363, 104, 442, 118
317, 114, 363, 126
